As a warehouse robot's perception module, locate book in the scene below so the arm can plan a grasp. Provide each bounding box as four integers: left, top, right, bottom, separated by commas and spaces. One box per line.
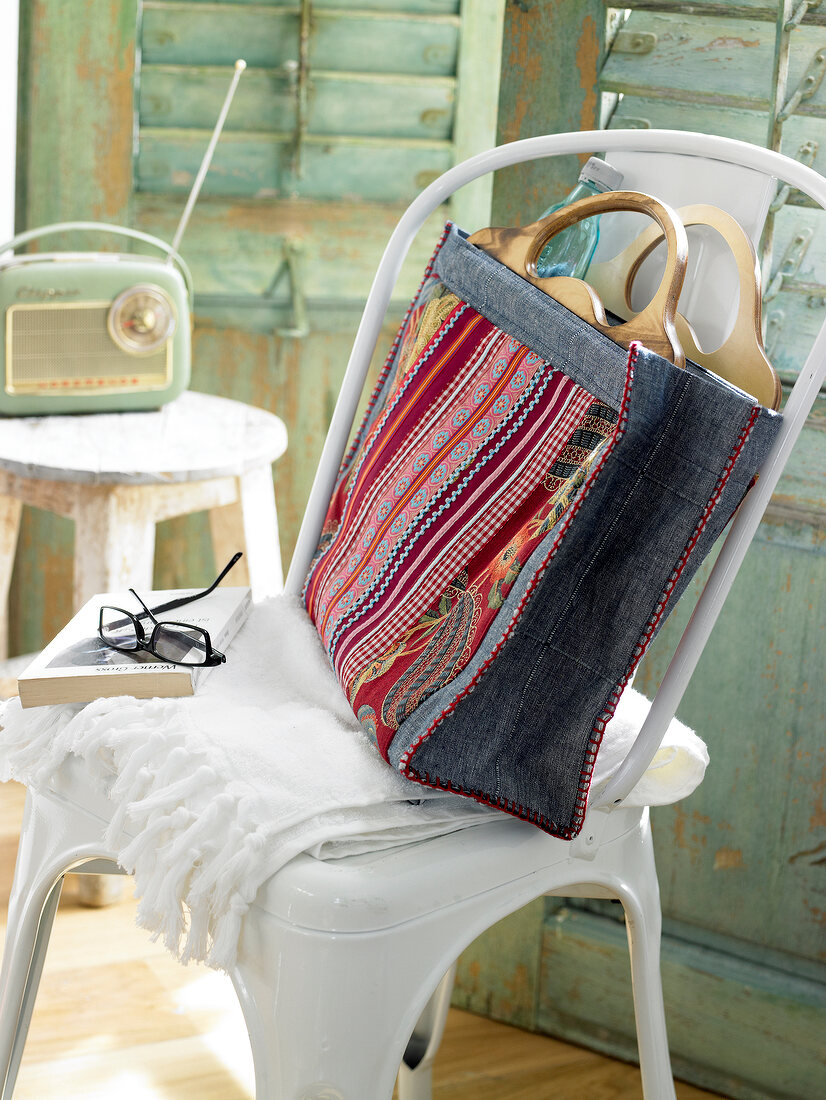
17, 585, 252, 709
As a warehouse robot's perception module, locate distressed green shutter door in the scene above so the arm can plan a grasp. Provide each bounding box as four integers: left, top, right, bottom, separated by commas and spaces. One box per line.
11, 0, 504, 652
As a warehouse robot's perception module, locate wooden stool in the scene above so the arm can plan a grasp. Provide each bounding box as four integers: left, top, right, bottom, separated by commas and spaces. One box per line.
0, 391, 288, 661
0, 392, 287, 906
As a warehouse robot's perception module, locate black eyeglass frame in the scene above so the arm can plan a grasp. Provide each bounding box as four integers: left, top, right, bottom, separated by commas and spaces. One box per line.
97, 552, 243, 667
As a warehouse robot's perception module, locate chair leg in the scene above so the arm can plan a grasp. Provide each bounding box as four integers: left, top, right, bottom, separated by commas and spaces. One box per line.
231, 902, 468, 1100
0, 877, 63, 1100
397, 963, 456, 1100
0, 787, 119, 1099
613, 814, 677, 1100
0, 792, 70, 1099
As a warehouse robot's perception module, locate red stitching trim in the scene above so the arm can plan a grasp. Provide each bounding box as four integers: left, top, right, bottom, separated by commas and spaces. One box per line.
574, 400, 761, 822
397, 342, 639, 839
401, 764, 566, 833
340, 221, 454, 473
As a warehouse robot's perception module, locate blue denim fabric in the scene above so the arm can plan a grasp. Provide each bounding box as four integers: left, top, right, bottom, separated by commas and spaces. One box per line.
388, 225, 782, 837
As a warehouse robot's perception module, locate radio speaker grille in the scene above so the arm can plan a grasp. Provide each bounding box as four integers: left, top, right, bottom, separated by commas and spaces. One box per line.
6, 302, 171, 395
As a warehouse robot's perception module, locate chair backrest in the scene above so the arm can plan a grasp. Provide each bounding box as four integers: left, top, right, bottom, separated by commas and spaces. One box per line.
284, 129, 826, 811
595, 151, 775, 352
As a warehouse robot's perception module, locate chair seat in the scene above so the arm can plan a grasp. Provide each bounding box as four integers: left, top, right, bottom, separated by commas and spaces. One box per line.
43, 752, 643, 934
251, 804, 645, 933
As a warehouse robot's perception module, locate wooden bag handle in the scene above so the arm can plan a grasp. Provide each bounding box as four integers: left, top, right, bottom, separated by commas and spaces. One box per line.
589, 204, 781, 409
470, 190, 688, 367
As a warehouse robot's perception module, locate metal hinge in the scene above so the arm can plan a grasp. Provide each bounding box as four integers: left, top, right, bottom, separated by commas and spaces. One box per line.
770, 140, 819, 212
194, 241, 309, 339
764, 310, 785, 358
270, 240, 308, 338
291, 0, 312, 178
785, 0, 823, 31
778, 46, 826, 121
764, 227, 814, 302
281, 0, 312, 183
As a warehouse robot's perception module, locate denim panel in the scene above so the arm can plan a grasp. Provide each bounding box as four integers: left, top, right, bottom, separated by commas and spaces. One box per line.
666, 401, 781, 610
393, 332, 782, 834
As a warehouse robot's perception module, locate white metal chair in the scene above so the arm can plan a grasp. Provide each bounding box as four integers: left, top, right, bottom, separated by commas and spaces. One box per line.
1, 130, 825, 1100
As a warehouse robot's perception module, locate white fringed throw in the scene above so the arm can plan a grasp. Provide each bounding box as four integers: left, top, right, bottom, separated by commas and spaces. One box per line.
0, 596, 707, 970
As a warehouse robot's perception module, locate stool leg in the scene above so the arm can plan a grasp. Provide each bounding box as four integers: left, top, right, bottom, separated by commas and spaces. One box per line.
209, 465, 283, 599
71, 487, 154, 907
0, 496, 22, 661
73, 487, 156, 611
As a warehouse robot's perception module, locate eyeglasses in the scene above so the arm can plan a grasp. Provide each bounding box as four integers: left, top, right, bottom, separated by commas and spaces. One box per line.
97, 553, 242, 667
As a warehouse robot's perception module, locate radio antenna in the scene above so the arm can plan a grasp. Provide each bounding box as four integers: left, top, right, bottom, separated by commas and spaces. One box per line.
167, 59, 246, 262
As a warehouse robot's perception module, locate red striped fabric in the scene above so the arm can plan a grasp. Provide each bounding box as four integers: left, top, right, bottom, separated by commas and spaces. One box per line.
306, 291, 617, 757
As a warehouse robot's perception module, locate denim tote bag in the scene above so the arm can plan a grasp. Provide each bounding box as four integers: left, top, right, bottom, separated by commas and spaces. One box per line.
304, 194, 782, 839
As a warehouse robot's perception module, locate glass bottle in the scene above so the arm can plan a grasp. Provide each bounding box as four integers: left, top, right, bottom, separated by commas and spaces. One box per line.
535, 157, 624, 279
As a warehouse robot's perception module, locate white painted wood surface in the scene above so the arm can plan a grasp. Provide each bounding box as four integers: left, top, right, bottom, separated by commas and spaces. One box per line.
0, 393, 288, 659
0, 391, 287, 485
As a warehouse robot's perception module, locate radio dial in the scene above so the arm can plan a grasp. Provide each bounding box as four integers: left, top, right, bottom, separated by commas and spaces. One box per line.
108, 285, 176, 354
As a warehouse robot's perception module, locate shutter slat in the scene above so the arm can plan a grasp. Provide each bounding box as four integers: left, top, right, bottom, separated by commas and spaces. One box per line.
140, 65, 455, 140
138, 129, 452, 202
141, 3, 460, 76
602, 12, 826, 112
173, 0, 460, 9
621, 2, 795, 17
136, 1, 496, 214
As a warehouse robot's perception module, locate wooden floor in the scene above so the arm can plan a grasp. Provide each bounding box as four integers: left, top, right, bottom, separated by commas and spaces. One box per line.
0, 778, 723, 1099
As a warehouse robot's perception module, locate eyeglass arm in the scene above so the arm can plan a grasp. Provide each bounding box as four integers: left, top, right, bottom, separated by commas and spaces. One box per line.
129, 588, 158, 624
99, 551, 244, 637
148, 551, 244, 616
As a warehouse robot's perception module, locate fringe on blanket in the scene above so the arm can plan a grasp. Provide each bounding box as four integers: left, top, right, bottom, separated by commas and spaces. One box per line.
0, 697, 270, 971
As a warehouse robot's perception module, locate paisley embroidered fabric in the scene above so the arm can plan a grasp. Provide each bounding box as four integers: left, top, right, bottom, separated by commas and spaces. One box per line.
305, 280, 619, 758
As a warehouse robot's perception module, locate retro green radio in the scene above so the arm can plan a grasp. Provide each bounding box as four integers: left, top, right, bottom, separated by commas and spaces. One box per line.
0, 224, 193, 415
0, 60, 245, 417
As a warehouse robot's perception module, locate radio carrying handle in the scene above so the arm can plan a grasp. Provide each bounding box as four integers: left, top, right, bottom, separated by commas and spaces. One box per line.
0, 222, 195, 303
